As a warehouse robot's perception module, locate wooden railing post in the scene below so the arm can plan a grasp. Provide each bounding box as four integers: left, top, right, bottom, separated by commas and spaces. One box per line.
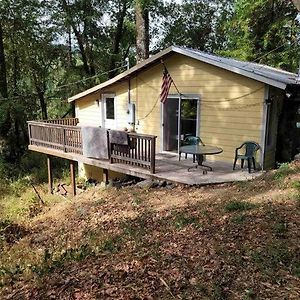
62, 127, 66, 152
70, 160, 76, 196
150, 137, 156, 174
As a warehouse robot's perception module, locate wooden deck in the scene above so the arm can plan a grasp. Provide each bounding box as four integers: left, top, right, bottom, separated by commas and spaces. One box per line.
29, 145, 262, 186
28, 119, 262, 186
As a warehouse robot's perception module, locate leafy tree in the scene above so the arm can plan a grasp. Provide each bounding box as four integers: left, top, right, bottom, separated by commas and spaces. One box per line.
222, 0, 299, 71
153, 0, 234, 52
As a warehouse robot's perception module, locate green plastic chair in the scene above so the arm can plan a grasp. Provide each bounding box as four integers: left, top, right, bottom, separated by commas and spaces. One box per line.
179, 136, 205, 161
233, 141, 260, 173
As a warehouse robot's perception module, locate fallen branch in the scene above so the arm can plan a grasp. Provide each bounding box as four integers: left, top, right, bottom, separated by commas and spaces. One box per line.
159, 277, 177, 299
31, 183, 45, 205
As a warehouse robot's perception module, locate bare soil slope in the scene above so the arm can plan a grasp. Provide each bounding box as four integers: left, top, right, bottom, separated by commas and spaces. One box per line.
1, 164, 300, 299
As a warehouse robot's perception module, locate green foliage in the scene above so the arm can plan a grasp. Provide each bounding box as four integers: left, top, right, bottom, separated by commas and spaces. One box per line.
232, 213, 247, 224
172, 211, 199, 229
221, 0, 299, 71
274, 162, 295, 181
250, 241, 297, 274
155, 0, 234, 51
224, 200, 256, 212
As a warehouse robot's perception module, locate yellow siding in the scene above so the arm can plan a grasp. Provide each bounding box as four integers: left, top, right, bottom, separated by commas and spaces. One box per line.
76, 93, 102, 126
133, 54, 264, 163
75, 53, 265, 166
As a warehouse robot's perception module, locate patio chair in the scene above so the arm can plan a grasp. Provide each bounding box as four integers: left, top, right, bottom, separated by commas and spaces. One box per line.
233, 141, 260, 173
179, 136, 205, 162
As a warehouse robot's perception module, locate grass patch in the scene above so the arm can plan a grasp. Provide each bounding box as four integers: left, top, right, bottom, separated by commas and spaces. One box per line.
122, 216, 148, 240
172, 212, 199, 229
250, 241, 296, 274
232, 213, 247, 224
273, 162, 296, 181
101, 235, 123, 253
224, 200, 256, 212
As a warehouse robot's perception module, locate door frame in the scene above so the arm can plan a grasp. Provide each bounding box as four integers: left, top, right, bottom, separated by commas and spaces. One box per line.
102, 93, 116, 129
161, 94, 200, 153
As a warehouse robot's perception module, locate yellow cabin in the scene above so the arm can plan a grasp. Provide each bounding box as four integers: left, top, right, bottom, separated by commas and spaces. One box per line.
28, 46, 300, 190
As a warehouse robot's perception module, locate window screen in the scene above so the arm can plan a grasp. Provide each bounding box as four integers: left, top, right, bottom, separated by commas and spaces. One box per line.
106, 97, 115, 119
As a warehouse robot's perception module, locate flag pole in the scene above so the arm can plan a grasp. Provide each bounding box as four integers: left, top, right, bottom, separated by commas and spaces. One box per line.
160, 60, 182, 153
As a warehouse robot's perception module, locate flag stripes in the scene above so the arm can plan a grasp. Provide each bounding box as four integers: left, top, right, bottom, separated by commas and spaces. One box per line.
160, 67, 173, 104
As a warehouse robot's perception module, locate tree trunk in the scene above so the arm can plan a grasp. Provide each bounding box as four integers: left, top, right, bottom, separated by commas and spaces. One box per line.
0, 23, 8, 98
32, 73, 48, 120
135, 0, 149, 63
109, 0, 128, 78
62, 0, 91, 75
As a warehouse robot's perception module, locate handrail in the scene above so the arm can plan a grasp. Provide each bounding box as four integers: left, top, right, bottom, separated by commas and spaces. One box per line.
27, 120, 157, 174
40, 118, 79, 126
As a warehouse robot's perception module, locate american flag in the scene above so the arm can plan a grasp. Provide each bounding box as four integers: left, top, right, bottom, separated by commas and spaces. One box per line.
160, 67, 173, 104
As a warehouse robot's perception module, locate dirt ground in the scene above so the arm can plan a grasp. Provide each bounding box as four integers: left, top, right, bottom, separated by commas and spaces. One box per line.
0, 165, 300, 299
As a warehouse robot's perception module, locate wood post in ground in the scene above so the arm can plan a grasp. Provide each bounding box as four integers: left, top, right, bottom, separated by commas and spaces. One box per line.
103, 168, 109, 185
70, 160, 76, 196
47, 155, 53, 194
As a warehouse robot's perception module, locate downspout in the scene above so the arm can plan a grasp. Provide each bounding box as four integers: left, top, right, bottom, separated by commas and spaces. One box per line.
126, 57, 131, 104
261, 85, 270, 170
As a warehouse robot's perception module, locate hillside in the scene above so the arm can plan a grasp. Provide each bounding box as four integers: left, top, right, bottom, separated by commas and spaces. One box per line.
0, 163, 300, 299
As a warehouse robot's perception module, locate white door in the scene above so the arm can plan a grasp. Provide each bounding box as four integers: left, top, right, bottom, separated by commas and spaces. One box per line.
102, 94, 116, 129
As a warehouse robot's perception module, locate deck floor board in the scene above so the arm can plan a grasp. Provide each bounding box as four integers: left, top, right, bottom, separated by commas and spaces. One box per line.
29, 145, 263, 185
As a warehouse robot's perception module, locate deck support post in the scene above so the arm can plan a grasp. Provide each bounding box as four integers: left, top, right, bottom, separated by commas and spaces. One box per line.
70, 160, 76, 196
47, 155, 53, 194
150, 137, 156, 174
103, 168, 109, 185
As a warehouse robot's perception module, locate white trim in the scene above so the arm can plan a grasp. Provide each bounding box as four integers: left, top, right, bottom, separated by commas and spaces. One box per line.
102, 93, 116, 129
161, 94, 200, 151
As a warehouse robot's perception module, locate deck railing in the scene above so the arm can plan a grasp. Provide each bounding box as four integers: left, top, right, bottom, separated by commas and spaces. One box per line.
41, 118, 79, 126
27, 120, 157, 173
110, 132, 156, 173
28, 121, 82, 155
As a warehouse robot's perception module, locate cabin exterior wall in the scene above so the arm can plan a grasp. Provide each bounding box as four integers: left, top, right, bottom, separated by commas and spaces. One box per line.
75, 53, 267, 178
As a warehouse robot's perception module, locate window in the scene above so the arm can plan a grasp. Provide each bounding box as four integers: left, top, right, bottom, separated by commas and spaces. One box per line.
106, 97, 115, 119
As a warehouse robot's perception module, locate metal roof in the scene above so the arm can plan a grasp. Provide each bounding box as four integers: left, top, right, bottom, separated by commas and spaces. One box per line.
69, 45, 299, 102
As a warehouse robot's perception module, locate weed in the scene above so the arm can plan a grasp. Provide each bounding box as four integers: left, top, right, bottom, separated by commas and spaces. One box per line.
196, 283, 209, 296
102, 236, 122, 253
172, 212, 198, 229
132, 195, 143, 206
293, 262, 300, 277
251, 242, 291, 273
243, 288, 256, 300
272, 220, 288, 238
211, 282, 226, 300
122, 215, 148, 239
224, 200, 256, 212
274, 163, 295, 181
290, 180, 300, 189
232, 214, 247, 224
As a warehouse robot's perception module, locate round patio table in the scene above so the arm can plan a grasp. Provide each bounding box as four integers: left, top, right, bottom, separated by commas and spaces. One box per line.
179, 145, 223, 172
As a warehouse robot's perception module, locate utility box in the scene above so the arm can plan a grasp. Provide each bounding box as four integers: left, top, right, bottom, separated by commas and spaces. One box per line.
127, 103, 136, 125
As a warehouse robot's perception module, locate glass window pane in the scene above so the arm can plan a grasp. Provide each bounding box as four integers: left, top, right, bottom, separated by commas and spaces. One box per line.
106, 98, 115, 119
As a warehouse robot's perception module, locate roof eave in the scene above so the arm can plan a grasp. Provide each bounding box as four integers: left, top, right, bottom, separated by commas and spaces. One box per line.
68, 46, 175, 102
172, 47, 288, 90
